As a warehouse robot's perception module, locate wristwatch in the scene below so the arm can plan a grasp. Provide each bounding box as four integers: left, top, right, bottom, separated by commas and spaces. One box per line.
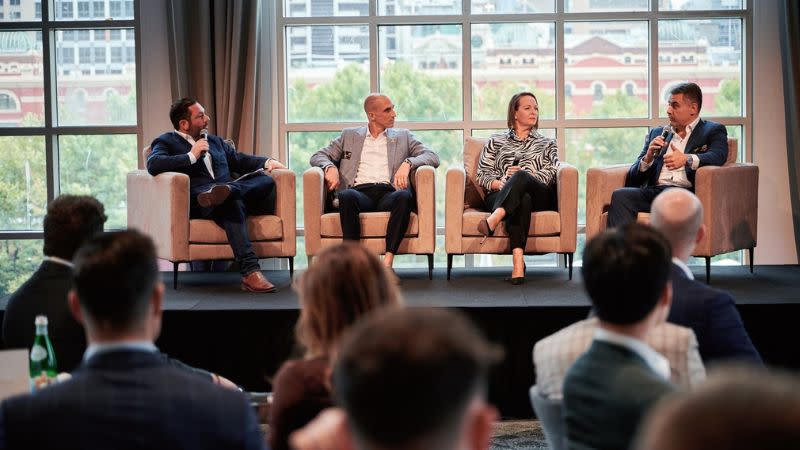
403, 158, 413, 168
684, 154, 695, 169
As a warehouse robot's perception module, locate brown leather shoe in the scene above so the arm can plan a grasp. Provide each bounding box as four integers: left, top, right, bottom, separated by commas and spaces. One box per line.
241, 271, 276, 293
198, 184, 232, 208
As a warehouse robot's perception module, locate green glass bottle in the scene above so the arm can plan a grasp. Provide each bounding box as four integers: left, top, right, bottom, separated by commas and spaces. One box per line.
29, 315, 58, 392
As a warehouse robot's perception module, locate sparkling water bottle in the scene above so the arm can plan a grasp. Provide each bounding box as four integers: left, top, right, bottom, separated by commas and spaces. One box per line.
29, 315, 58, 392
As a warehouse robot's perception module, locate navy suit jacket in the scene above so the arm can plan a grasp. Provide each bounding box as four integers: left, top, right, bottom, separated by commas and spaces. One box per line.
147, 131, 268, 199
668, 263, 762, 365
1, 261, 86, 372
625, 119, 728, 189
0, 349, 266, 450
563, 340, 673, 450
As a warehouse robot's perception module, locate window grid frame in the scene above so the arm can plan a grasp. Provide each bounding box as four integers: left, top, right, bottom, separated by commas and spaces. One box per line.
0, 0, 142, 240
275, 0, 752, 267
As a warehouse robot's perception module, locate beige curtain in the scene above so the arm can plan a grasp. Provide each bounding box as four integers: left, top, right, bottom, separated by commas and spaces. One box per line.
166, 0, 260, 153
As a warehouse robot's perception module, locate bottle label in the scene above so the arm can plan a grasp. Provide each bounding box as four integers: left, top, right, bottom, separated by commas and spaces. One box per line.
30, 345, 47, 362
30, 371, 56, 392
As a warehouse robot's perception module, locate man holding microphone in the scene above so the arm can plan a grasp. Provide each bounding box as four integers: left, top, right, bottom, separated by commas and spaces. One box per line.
607, 82, 729, 227
147, 98, 285, 293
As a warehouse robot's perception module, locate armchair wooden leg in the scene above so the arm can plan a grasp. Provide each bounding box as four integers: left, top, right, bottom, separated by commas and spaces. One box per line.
447, 254, 453, 280
705, 257, 711, 284
749, 247, 754, 273
289, 257, 294, 278
173, 262, 179, 290
563, 253, 567, 267
427, 254, 433, 280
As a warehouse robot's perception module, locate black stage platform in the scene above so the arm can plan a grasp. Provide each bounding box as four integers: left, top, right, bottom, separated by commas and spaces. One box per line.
3, 265, 799, 418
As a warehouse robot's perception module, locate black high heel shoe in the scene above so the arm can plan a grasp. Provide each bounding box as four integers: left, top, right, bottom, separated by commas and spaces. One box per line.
478, 218, 494, 245
505, 263, 526, 285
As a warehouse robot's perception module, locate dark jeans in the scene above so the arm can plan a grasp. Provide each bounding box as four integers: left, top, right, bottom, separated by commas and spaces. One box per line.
191, 175, 276, 275
337, 183, 414, 254
484, 171, 556, 250
607, 185, 674, 228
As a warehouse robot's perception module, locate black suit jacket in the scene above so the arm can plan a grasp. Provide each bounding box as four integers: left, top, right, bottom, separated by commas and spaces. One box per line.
0, 349, 266, 450
563, 340, 674, 450
1, 261, 86, 372
625, 119, 728, 189
668, 263, 762, 364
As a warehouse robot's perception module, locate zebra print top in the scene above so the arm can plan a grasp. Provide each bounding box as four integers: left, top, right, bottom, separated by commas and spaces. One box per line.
476, 129, 559, 192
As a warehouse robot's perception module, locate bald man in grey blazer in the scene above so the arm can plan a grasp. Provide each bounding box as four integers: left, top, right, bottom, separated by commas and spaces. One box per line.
309, 94, 439, 270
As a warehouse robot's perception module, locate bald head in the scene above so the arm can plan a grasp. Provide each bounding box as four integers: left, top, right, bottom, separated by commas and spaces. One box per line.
363, 93, 389, 114
650, 188, 703, 255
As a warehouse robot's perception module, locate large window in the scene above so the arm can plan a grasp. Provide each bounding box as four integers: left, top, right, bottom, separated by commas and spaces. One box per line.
0, 0, 139, 295
275, 0, 749, 270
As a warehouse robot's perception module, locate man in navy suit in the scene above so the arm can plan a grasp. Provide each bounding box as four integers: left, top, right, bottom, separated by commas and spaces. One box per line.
2, 195, 106, 372
563, 223, 675, 450
651, 188, 762, 364
147, 98, 286, 292
0, 230, 266, 450
608, 82, 729, 227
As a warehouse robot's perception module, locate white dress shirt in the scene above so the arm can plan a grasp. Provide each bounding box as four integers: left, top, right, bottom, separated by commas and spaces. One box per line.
594, 327, 671, 380
640, 115, 701, 188
83, 341, 158, 363
354, 131, 391, 185
43, 255, 74, 269
176, 130, 215, 179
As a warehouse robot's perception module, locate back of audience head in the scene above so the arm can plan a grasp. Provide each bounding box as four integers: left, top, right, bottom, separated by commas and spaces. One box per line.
295, 242, 402, 358
650, 188, 704, 257
43, 194, 107, 260
636, 366, 800, 450
333, 308, 502, 450
69, 229, 162, 340
583, 222, 672, 325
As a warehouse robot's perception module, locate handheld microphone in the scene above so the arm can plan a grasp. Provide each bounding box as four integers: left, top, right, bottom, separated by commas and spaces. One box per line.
654, 125, 672, 156
199, 128, 209, 159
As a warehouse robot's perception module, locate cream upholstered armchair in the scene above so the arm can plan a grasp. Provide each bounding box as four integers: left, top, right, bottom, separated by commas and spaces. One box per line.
127, 144, 296, 289
445, 137, 578, 280
303, 165, 436, 279
585, 138, 758, 283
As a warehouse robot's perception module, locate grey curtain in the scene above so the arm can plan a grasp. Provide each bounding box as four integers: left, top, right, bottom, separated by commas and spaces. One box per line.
780, 0, 800, 260
166, 0, 260, 153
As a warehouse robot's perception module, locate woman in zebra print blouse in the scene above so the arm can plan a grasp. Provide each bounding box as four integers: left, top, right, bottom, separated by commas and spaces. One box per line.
476, 92, 559, 284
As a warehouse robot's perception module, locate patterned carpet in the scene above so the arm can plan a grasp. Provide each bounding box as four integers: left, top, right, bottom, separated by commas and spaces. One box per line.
491, 420, 549, 450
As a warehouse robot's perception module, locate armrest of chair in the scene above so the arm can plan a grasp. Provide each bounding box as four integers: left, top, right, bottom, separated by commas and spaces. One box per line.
271, 169, 296, 254
303, 167, 325, 256
414, 166, 436, 251
693, 163, 759, 255
585, 164, 629, 240
126, 169, 190, 261
445, 166, 467, 254
556, 163, 578, 253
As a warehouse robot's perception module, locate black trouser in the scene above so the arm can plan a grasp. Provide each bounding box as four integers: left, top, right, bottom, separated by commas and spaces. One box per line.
607, 185, 674, 228
338, 183, 414, 253
484, 171, 556, 250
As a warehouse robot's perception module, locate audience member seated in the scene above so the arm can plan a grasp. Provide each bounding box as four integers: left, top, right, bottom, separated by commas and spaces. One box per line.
268, 242, 402, 450
2, 195, 106, 372
534, 316, 705, 399
475, 91, 559, 284
635, 366, 800, 450
291, 308, 502, 450
563, 223, 675, 450
650, 188, 762, 364
147, 97, 287, 293
606, 82, 729, 228
0, 230, 264, 450
309, 93, 440, 273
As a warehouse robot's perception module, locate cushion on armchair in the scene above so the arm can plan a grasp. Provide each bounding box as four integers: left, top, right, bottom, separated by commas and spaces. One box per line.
463, 137, 487, 209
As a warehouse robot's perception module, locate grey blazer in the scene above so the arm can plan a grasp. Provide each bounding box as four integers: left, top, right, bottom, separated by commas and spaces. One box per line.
309, 126, 439, 191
